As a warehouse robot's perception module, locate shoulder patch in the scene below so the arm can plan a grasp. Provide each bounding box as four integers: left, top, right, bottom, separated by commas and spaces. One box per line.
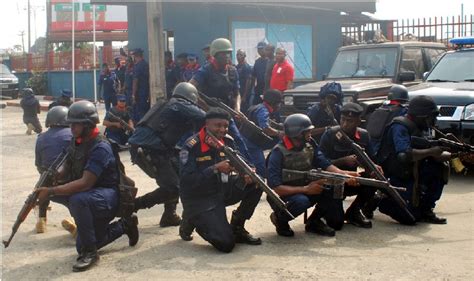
179, 150, 189, 165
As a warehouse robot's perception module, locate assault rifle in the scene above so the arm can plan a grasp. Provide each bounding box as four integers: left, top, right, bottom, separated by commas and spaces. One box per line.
206, 130, 294, 219
3, 150, 70, 248
198, 91, 273, 147
412, 136, 474, 153
282, 168, 406, 192
324, 105, 416, 221
108, 111, 134, 133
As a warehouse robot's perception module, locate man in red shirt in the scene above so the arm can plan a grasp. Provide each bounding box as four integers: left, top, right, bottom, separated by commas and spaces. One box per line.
270, 48, 294, 92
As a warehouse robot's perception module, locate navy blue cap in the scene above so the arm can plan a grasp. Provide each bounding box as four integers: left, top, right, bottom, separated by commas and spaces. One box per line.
341, 102, 363, 117
114, 56, 121, 62
116, 95, 126, 102
205, 107, 231, 121
61, 89, 72, 97
257, 41, 267, 49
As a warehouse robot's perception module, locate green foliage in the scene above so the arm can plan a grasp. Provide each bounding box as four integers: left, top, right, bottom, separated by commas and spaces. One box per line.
26, 71, 48, 96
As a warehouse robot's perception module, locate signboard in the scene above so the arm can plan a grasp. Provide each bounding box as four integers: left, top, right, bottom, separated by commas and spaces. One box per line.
50, 0, 127, 32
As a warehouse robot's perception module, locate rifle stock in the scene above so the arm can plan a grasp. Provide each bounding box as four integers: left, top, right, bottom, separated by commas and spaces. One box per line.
3, 150, 69, 248
206, 131, 294, 219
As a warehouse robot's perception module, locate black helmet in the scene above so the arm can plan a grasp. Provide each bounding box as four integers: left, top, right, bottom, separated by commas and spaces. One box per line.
46, 106, 69, 128
388, 84, 408, 101
284, 113, 314, 138
408, 95, 439, 117
21, 88, 34, 97
67, 101, 99, 125
263, 89, 282, 105
172, 82, 198, 104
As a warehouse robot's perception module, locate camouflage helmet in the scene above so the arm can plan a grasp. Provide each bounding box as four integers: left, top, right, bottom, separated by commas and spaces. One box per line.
46, 106, 69, 128
172, 82, 199, 104
210, 38, 233, 57
284, 113, 314, 138
67, 100, 99, 125
387, 84, 409, 102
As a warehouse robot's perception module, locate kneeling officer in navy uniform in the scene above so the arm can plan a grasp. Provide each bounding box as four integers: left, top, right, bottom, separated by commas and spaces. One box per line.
377, 96, 450, 225
36, 101, 139, 272
179, 108, 262, 253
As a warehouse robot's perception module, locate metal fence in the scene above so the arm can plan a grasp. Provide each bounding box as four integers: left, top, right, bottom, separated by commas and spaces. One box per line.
393, 15, 474, 44
342, 14, 474, 46
10, 46, 123, 72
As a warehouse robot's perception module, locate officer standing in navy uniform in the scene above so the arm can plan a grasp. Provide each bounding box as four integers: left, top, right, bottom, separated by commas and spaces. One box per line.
131, 48, 151, 123
306, 82, 343, 142
98, 62, 117, 112
235, 49, 253, 113
377, 95, 450, 225
179, 107, 262, 253
319, 103, 380, 229
34, 106, 73, 234
266, 114, 359, 237
36, 101, 139, 272
249, 41, 268, 106
128, 82, 206, 227
244, 89, 284, 177
103, 95, 134, 146
190, 38, 251, 160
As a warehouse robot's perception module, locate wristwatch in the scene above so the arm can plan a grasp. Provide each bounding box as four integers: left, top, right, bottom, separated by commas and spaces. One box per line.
48, 188, 55, 197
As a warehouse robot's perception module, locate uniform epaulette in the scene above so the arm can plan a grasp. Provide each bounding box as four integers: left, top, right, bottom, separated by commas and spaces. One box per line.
185, 135, 199, 148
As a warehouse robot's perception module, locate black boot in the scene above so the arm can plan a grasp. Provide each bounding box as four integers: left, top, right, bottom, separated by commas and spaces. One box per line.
179, 218, 195, 241
133, 197, 144, 213
362, 192, 384, 219
230, 211, 262, 245
305, 218, 335, 237
420, 209, 447, 224
73, 246, 99, 272
270, 212, 294, 237
345, 208, 372, 228
122, 214, 139, 246
160, 202, 182, 227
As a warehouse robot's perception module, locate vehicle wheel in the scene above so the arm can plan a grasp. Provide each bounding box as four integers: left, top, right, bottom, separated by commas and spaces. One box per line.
11, 91, 19, 99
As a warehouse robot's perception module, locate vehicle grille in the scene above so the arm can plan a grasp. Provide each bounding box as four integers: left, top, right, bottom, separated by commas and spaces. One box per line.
293, 96, 319, 111
439, 106, 456, 117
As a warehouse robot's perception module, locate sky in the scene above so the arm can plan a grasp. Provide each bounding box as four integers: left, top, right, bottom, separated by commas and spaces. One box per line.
0, 0, 473, 50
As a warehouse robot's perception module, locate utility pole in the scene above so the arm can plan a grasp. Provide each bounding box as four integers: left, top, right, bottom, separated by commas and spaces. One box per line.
146, 0, 166, 105
19, 31, 25, 53
28, 0, 31, 53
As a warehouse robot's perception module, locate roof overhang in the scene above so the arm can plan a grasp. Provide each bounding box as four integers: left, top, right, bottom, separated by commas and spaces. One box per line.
91, 1, 376, 14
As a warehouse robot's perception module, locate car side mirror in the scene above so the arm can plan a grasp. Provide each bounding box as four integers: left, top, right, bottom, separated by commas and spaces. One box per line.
422, 72, 429, 81
398, 71, 415, 82
322, 73, 327, 80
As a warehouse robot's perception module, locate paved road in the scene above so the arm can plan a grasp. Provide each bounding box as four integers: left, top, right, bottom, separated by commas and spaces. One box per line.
1, 105, 473, 280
